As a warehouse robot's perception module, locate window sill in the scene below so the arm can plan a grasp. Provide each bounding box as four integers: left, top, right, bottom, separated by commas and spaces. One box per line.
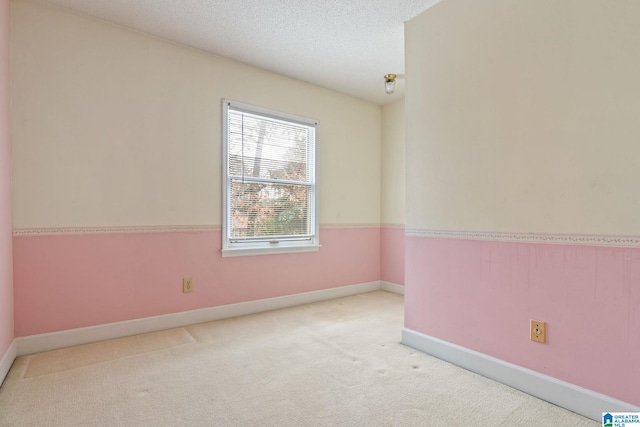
221, 244, 321, 258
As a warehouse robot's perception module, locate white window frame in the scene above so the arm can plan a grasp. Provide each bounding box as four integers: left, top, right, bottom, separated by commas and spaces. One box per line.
222, 99, 320, 257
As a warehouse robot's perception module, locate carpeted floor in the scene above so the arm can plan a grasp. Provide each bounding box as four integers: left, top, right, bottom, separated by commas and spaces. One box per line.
0, 291, 597, 426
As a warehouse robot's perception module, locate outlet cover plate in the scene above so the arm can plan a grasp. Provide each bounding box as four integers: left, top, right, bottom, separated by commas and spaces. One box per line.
530, 320, 546, 343
183, 277, 193, 293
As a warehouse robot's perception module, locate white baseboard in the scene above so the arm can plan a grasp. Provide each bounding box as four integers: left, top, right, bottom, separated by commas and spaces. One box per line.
402, 328, 639, 421
380, 281, 404, 295
0, 339, 17, 388
16, 281, 382, 356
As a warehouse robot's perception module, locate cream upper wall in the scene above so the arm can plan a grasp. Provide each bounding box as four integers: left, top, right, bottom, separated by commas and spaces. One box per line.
381, 99, 405, 226
0, 0, 14, 355
10, 0, 381, 229
406, 0, 640, 235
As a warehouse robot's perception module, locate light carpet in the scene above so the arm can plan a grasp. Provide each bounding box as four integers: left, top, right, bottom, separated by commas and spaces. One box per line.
0, 291, 597, 426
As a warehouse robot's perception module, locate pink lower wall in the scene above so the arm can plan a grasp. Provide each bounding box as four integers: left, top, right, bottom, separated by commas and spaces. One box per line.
381, 226, 404, 286
0, 0, 14, 358
13, 227, 380, 336
405, 235, 640, 406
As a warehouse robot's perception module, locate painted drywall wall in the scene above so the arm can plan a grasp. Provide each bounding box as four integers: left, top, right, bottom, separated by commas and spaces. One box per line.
381, 100, 405, 228
380, 100, 405, 285
10, 0, 382, 335
0, 0, 12, 358
380, 226, 404, 286
405, 0, 640, 406
11, 0, 381, 229
14, 228, 380, 336
406, 0, 640, 236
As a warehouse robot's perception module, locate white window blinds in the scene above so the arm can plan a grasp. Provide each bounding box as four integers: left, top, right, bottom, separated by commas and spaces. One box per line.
223, 100, 318, 254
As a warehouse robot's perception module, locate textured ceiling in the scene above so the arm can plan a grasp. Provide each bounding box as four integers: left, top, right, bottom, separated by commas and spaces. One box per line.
40, 0, 442, 105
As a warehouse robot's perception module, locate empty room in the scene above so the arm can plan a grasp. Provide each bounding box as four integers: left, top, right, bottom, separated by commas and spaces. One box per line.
1, 0, 639, 425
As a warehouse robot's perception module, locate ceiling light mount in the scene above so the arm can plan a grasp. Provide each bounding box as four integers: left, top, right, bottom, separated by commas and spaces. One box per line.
384, 74, 397, 94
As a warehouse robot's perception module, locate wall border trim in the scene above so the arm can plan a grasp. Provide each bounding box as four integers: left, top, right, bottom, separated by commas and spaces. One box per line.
402, 328, 640, 421
406, 228, 640, 248
381, 223, 405, 229
13, 225, 221, 236
13, 224, 387, 236
16, 281, 384, 356
0, 339, 17, 387
320, 223, 381, 229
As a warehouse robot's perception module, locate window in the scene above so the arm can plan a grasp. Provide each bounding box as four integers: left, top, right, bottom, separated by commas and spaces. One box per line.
222, 100, 319, 256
